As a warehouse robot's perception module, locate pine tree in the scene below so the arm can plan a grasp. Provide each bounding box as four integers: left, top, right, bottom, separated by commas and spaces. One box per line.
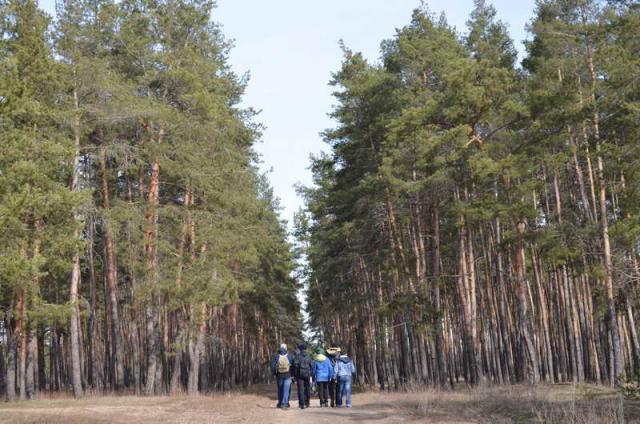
0, 0, 84, 400
2, 0, 301, 399
301, 1, 640, 389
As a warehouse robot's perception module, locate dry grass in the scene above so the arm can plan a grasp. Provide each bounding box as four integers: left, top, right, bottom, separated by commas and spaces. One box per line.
2, 383, 639, 423
395, 383, 640, 423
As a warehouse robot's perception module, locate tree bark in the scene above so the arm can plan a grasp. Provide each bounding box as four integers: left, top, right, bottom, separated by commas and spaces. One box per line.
98, 147, 125, 389
515, 221, 539, 384
188, 303, 208, 395
585, 37, 623, 384
67, 85, 84, 398
25, 327, 37, 400
17, 286, 26, 400
144, 129, 162, 394
432, 203, 448, 388
5, 313, 17, 401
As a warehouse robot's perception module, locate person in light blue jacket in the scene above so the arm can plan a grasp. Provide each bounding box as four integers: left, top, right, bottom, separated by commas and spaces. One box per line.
312, 348, 333, 407
332, 351, 356, 408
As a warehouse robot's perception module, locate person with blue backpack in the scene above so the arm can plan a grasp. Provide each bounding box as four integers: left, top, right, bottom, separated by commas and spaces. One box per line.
333, 349, 356, 408
312, 347, 333, 407
270, 343, 294, 409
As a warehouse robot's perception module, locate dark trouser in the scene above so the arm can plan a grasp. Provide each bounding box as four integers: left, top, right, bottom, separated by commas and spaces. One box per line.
317, 381, 329, 405
328, 379, 338, 406
297, 376, 311, 407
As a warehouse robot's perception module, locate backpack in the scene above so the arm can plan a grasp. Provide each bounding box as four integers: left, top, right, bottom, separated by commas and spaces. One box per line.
277, 354, 290, 374
297, 353, 313, 378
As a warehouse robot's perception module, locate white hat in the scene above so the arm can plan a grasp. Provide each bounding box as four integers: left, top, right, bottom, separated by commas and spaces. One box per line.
280, 343, 287, 350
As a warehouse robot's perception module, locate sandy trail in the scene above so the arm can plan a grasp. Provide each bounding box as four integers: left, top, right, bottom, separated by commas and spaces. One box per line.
2, 383, 633, 423
0, 385, 467, 423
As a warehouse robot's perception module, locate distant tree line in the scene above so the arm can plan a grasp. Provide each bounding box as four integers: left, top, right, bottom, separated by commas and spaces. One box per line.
299, 0, 640, 388
0, 0, 301, 400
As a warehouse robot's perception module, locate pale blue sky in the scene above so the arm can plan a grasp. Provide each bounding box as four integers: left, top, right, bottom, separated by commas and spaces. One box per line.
39, 0, 536, 228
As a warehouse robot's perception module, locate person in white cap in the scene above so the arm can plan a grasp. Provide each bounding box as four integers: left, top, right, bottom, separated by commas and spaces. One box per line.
271, 343, 294, 409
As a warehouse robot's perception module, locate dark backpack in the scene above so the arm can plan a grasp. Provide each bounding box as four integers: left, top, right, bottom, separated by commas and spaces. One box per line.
297, 353, 313, 378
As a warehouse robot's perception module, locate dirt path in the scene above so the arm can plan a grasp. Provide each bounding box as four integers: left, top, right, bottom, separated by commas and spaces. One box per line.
0, 385, 468, 424
2, 383, 635, 423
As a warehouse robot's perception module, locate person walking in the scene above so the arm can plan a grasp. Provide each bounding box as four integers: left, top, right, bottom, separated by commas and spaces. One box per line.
325, 342, 341, 407
293, 343, 313, 409
333, 350, 356, 408
312, 347, 333, 407
270, 343, 294, 409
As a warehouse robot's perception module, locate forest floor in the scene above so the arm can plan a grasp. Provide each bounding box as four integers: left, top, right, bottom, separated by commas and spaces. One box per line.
1, 383, 639, 423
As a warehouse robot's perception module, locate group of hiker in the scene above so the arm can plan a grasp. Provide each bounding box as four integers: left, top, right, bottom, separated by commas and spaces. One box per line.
270, 342, 356, 410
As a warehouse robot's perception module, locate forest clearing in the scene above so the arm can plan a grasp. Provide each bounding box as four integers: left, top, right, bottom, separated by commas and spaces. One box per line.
0, 383, 636, 423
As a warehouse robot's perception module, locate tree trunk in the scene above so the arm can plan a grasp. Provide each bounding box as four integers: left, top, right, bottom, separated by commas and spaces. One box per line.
515, 221, 539, 384
432, 203, 448, 388
144, 144, 162, 395
86, 217, 99, 388
17, 287, 27, 400
188, 303, 208, 394
25, 327, 37, 400
98, 147, 125, 389
5, 314, 17, 401
37, 326, 45, 391
68, 85, 84, 398
69, 254, 84, 397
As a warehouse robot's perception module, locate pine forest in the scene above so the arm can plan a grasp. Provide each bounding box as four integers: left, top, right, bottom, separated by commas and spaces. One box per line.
0, 0, 300, 400
1, 0, 640, 406
299, 0, 640, 390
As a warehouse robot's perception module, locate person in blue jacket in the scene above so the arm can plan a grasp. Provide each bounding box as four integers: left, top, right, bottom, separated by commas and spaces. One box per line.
332, 350, 356, 408
312, 347, 333, 407
270, 343, 294, 409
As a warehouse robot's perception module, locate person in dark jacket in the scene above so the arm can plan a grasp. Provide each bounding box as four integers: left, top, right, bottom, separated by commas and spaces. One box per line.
270, 343, 294, 409
333, 350, 356, 408
292, 343, 313, 409
312, 347, 333, 407
325, 342, 341, 407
